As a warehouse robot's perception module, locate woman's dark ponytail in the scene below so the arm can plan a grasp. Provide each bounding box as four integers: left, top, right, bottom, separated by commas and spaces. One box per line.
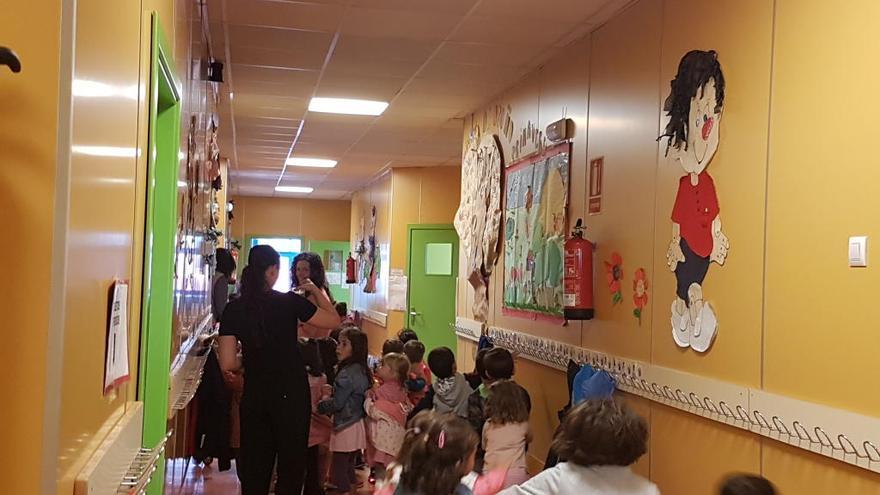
240, 245, 280, 346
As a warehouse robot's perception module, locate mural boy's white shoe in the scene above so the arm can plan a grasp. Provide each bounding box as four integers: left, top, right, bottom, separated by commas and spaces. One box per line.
690, 302, 717, 353
671, 300, 690, 348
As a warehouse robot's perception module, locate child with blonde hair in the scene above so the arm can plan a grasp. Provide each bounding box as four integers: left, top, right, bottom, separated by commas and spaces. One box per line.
365, 352, 413, 481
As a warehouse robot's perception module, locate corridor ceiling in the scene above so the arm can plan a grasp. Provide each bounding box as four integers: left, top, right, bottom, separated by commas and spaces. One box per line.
206, 0, 631, 199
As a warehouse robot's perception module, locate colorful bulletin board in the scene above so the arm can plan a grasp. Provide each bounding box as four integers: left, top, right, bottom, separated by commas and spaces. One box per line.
502, 142, 571, 320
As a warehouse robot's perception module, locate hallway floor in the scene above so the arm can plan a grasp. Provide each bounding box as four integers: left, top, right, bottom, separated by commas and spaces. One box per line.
164, 458, 374, 494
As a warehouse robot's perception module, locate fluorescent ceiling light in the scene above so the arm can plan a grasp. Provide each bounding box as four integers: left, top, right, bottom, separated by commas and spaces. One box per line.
309, 97, 388, 116
72, 145, 139, 158
286, 157, 337, 168
275, 186, 314, 194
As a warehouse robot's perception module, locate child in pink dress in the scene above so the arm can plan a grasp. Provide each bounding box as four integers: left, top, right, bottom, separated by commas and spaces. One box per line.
365, 352, 413, 482
318, 329, 372, 495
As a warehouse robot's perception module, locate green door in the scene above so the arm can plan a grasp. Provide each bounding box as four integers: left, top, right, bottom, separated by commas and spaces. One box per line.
138, 14, 180, 495
407, 226, 459, 355
308, 240, 351, 305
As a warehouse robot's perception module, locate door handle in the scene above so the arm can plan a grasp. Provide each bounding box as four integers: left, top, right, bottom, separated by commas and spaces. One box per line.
409, 308, 422, 317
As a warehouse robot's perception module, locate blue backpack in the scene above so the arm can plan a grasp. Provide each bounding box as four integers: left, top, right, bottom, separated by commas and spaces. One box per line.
572, 364, 616, 405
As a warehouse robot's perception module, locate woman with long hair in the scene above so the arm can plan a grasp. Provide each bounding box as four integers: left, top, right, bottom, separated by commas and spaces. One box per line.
212, 247, 236, 323
218, 245, 342, 495
292, 251, 338, 339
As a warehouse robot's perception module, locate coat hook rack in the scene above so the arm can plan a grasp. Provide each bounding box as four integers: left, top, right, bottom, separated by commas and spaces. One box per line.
1, 46, 21, 73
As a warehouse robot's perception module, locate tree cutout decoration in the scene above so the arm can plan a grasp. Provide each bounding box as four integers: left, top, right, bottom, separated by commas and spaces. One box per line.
632, 268, 649, 325
604, 252, 624, 305
659, 50, 730, 353
455, 133, 503, 322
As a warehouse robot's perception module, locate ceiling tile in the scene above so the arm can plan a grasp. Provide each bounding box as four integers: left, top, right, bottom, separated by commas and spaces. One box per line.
224, 0, 345, 32
450, 15, 574, 46
433, 41, 546, 68
349, 0, 477, 15
471, 0, 610, 21
339, 7, 460, 41
316, 73, 406, 101
415, 60, 525, 85
324, 36, 437, 78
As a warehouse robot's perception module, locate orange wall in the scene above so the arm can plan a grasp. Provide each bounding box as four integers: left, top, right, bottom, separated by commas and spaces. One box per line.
231, 195, 352, 243
349, 166, 462, 347
0, 2, 64, 493
387, 166, 462, 333
52, 0, 206, 493
457, 0, 880, 493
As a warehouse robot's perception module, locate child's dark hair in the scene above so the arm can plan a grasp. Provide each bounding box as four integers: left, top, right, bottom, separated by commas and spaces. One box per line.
383, 339, 405, 356
720, 474, 776, 495
317, 337, 338, 384
473, 348, 490, 380
299, 338, 324, 377
335, 301, 348, 318
427, 347, 456, 379
552, 399, 647, 467
215, 248, 236, 277
383, 352, 411, 384
397, 411, 478, 495
330, 323, 358, 344
482, 347, 514, 381
485, 380, 530, 425
659, 49, 726, 156
403, 340, 426, 364
340, 328, 371, 381
397, 328, 419, 344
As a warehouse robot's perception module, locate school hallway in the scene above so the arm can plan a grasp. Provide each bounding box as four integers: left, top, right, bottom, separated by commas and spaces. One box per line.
5, 0, 880, 494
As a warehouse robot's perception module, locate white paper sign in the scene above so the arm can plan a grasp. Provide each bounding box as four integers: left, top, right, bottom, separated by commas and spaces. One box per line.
327, 272, 342, 286
389, 269, 408, 312
104, 281, 130, 395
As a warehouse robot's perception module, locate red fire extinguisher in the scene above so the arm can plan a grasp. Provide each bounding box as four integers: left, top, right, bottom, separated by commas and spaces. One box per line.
564, 218, 594, 320
345, 253, 357, 284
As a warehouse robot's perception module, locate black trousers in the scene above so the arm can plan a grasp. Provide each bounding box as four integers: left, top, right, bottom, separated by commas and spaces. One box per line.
304, 445, 323, 495
239, 393, 310, 495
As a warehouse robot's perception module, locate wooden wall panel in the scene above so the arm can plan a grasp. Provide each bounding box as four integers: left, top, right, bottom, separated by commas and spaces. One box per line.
580, 0, 662, 362
650, 0, 773, 386
763, 0, 880, 417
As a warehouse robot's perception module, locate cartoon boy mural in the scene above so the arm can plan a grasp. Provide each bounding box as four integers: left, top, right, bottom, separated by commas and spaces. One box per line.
659, 50, 729, 352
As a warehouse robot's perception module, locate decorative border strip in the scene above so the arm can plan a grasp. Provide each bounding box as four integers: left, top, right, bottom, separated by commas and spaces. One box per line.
454, 320, 880, 474
358, 308, 388, 327
453, 317, 483, 342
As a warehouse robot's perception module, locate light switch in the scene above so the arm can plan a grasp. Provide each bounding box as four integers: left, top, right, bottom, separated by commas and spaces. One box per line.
849, 236, 867, 267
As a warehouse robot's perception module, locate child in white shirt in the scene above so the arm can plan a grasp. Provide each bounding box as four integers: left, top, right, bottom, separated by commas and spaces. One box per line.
499, 399, 659, 495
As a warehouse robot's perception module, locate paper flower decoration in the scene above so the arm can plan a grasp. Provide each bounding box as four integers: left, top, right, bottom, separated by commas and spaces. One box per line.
632, 268, 649, 324
604, 252, 624, 305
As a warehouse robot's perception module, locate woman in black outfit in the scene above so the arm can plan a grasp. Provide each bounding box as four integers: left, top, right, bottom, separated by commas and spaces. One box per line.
219, 245, 341, 495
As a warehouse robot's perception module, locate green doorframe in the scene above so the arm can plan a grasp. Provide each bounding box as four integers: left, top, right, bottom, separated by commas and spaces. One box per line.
405, 223, 459, 330
138, 14, 180, 495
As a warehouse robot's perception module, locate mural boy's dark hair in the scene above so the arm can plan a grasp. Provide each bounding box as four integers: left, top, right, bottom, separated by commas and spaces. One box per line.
659, 49, 726, 156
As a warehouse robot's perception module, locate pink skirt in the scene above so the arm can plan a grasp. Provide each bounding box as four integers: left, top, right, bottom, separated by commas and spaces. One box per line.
502, 467, 530, 489
329, 419, 367, 453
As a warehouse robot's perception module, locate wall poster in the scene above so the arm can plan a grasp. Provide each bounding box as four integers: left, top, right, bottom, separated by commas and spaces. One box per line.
502, 142, 571, 319
659, 49, 729, 353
